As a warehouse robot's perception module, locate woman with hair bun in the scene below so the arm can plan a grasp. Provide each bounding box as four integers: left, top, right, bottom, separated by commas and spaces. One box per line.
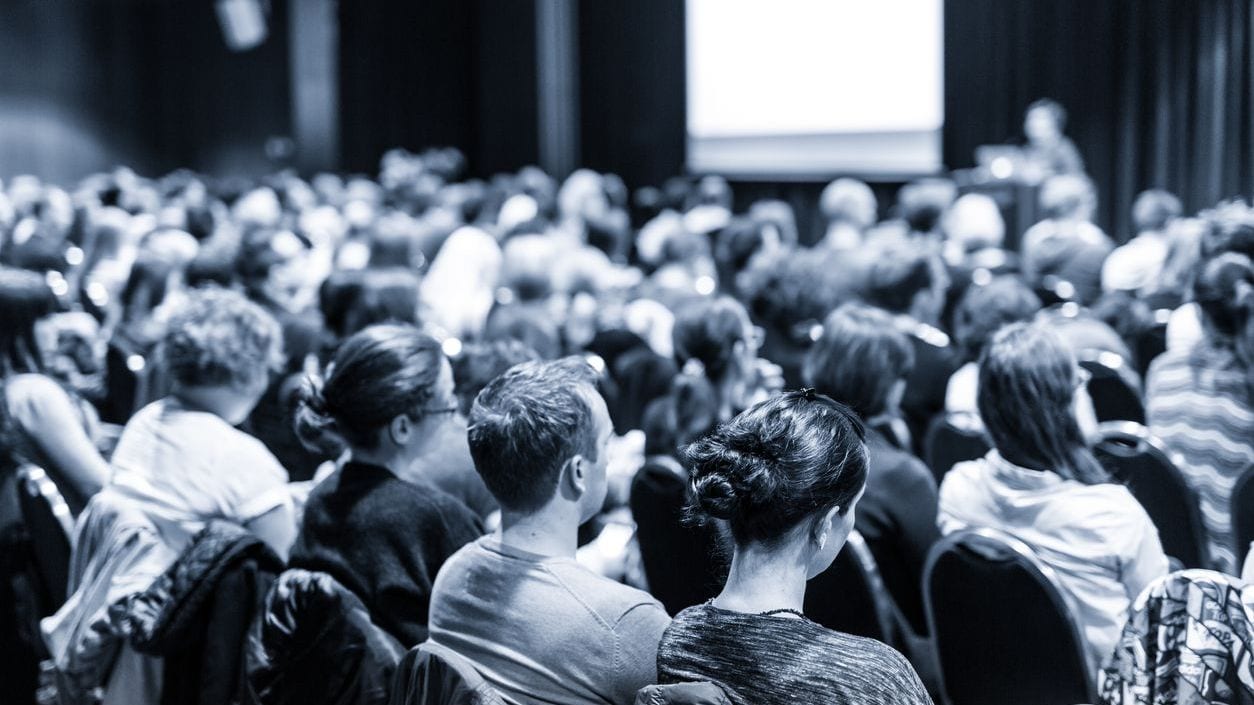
655, 390, 932, 705
289, 324, 483, 646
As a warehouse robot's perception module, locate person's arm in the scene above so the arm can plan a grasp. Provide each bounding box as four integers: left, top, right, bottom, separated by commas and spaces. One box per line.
1119, 506, 1170, 602
246, 502, 297, 562
9, 375, 109, 509
612, 601, 672, 705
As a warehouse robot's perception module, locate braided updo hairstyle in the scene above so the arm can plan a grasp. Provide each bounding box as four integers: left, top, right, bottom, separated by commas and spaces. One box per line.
684, 389, 868, 546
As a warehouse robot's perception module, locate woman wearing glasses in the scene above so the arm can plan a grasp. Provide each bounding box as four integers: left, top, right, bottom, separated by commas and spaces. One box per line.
938, 321, 1168, 678
291, 324, 483, 647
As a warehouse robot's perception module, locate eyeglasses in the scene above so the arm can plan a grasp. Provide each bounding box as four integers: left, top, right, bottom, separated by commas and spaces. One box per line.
418, 405, 461, 417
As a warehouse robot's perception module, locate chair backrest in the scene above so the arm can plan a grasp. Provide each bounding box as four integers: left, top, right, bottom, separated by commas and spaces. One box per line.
924, 528, 1096, 705
16, 465, 73, 611
803, 531, 898, 647
1077, 350, 1145, 424
1231, 463, 1254, 568
924, 414, 992, 485
249, 569, 404, 705
389, 641, 503, 705
1132, 314, 1169, 380
1092, 421, 1209, 568
630, 457, 726, 615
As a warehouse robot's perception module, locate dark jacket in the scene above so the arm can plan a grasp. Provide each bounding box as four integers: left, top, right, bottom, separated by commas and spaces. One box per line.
246, 569, 405, 705
388, 641, 503, 705
898, 319, 960, 456
854, 427, 941, 636
120, 521, 284, 705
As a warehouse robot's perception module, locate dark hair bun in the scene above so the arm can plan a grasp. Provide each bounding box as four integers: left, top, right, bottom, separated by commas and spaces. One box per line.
686, 436, 781, 521
691, 469, 738, 519
293, 374, 344, 454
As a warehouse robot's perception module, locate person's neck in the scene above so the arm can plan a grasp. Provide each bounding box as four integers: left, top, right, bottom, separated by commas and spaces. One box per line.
348, 446, 410, 478
714, 542, 809, 616
498, 505, 578, 559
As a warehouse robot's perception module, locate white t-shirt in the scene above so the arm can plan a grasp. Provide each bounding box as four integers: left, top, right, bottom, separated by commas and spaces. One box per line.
938, 450, 1169, 676
109, 397, 292, 555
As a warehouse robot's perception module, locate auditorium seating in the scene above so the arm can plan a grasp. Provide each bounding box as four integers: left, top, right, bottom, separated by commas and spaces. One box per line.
1092, 421, 1209, 568
804, 530, 899, 648
1077, 350, 1145, 424
923, 414, 991, 484
924, 528, 1096, 705
16, 464, 73, 612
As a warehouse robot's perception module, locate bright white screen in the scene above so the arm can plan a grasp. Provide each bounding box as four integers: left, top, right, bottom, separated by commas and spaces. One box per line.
686, 0, 944, 175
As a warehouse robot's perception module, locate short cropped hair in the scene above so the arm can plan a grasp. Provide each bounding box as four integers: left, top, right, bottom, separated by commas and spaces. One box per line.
160, 287, 282, 389
468, 357, 601, 513
863, 243, 943, 315
804, 303, 915, 419
1131, 189, 1182, 233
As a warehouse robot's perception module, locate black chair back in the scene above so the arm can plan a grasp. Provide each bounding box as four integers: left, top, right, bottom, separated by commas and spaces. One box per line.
16, 465, 73, 612
1093, 421, 1209, 568
924, 528, 1096, 705
630, 457, 726, 615
804, 531, 898, 646
1077, 350, 1145, 424
1231, 463, 1254, 567
923, 414, 991, 485
1132, 313, 1169, 380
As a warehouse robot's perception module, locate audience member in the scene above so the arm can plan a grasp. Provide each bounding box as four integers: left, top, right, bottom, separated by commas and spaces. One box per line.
1021, 175, 1113, 305
429, 358, 670, 705
1101, 189, 1181, 295
818, 178, 877, 251
945, 276, 1043, 422
290, 325, 485, 645
656, 390, 931, 705
804, 303, 939, 638
0, 267, 109, 512
109, 288, 296, 559
862, 241, 957, 452
939, 322, 1168, 675
1146, 251, 1254, 573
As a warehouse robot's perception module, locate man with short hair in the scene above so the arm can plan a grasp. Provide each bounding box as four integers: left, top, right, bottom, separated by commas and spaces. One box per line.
428, 357, 671, 705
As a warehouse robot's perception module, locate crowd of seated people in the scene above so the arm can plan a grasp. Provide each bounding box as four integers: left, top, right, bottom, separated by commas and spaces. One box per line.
0, 144, 1252, 705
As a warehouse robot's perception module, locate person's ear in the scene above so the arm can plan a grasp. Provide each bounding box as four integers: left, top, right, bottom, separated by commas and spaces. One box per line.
814, 504, 842, 549
387, 413, 412, 447
562, 454, 588, 500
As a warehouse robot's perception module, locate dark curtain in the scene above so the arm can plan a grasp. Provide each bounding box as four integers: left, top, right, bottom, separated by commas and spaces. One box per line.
946, 0, 1254, 242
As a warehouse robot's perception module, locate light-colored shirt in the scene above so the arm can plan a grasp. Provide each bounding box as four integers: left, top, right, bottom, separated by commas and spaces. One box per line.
109, 397, 292, 555
944, 361, 980, 419
938, 450, 1168, 675
428, 535, 671, 705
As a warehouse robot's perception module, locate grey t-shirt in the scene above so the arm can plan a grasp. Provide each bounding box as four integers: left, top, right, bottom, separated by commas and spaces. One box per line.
428, 535, 672, 705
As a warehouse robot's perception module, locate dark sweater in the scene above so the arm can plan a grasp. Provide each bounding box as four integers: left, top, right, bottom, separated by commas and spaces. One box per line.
289, 461, 484, 647
855, 426, 941, 636
658, 604, 932, 705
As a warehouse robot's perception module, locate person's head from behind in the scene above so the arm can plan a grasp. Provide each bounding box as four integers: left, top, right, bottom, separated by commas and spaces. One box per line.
953, 276, 1042, 362
672, 296, 756, 385
296, 324, 457, 463
804, 303, 914, 421
943, 193, 1006, 254
450, 340, 541, 416
467, 357, 611, 524
1192, 252, 1254, 392
819, 178, 877, 232
898, 178, 958, 236
1132, 189, 1182, 235
1039, 174, 1096, 222
0, 267, 62, 376
685, 389, 868, 579
713, 217, 782, 286
977, 322, 1106, 484
863, 241, 948, 324
501, 234, 558, 302
160, 288, 283, 426
236, 227, 311, 311
1025, 98, 1066, 145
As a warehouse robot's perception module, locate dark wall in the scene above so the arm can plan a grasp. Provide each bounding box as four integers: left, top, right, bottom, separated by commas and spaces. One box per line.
578, 0, 686, 190
338, 0, 538, 178
0, 0, 291, 182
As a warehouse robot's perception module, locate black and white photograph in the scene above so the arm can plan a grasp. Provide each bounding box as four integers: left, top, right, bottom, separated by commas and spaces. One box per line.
1, 1, 1253, 704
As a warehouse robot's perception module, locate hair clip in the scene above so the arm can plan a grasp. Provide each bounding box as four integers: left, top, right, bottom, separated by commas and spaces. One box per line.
799, 387, 817, 400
